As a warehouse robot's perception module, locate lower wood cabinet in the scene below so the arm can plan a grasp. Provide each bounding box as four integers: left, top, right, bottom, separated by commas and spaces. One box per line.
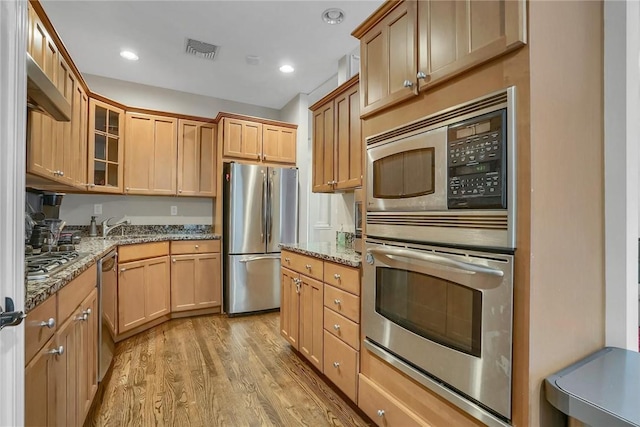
25, 267, 98, 427
280, 250, 361, 401
170, 240, 221, 312
118, 255, 171, 333
358, 374, 429, 427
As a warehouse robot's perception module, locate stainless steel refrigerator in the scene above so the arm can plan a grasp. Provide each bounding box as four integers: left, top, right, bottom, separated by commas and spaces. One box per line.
223, 162, 298, 315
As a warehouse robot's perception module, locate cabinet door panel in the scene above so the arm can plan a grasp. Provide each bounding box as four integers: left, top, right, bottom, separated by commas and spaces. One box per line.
118, 260, 147, 333
334, 84, 362, 190
263, 125, 297, 164
198, 124, 217, 195
152, 117, 178, 194
195, 253, 221, 308
223, 118, 262, 160
55, 313, 79, 427
57, 58, 75, 186
362, 30, 385, 108
25, 339, 57, 427
171, 255, 196, 311
88, 99, 124, 193
145, 256, 171, 320
299, 275, 324, 371
124, 113, 153, 193
280, 267, 299, 349
312, 102, 334, 193
78, 290, 98, 422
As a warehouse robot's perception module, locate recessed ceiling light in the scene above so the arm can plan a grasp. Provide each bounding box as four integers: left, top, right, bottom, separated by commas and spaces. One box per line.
322, 8, 345, 25
279, 65, 294, 73
120, 50, 139, 61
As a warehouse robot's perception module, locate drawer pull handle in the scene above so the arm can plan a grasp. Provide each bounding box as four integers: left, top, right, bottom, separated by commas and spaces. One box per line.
305, 264, 311, 270
333, 324, 340, 331
333, 299, 341, 305
333, 362, 340, 368
377, 409, 385, 417
40, 318, 56, 329
333, 273, 341, 280
47, 346, 64, 356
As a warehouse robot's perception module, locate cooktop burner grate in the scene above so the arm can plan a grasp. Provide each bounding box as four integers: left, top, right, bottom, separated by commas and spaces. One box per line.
26, 251, 87, 280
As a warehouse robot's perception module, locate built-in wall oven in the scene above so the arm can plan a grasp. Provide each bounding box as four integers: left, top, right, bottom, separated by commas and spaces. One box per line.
363, 88, 517, 426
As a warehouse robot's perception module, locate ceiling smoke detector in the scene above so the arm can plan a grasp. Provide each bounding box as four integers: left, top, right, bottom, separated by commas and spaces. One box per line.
322, 8, 345, 25
185, 38, 220, 61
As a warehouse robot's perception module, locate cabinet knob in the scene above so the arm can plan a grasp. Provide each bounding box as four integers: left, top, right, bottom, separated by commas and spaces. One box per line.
76, 313, 88, 322
120, 268, 126, 273
333, 299, 341, 305
47, 346, 64, 356
305, 264, 311, 270
377, 410, 385, 418
195, 245, 199, 249
417, 71, 427, 80
83, 308, 92, 317
59, 171, 64, 177
333, 361, 340, 368
39, 318, 56, 329
333, 273, 341, 280
172, 258, 176, 263
284, 257, 290, 263
178, 189, 182, 193
403, 80, 414, 88
263, 155, 267, 160
333, 324, 340, 331
257, 154, 261, 159
88, 184, 95, 188
125, 187, 130, 191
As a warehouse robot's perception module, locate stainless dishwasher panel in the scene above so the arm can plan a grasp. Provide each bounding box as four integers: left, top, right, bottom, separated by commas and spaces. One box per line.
98, 249, 117, 382
225, 254, 281, 314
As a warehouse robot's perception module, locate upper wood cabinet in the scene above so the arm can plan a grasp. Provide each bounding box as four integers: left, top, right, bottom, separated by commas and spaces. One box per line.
310, 75, 362, 193
124, 112, 177, 195
27, 3, 58, 85
219, 114, 297, 165
88, 99, 125, 193
353, 0, 526, 117
177, 119, 217, 197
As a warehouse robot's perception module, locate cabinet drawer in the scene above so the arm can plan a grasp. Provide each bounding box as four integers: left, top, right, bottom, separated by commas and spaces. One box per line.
119, 241, 169, 263
171, 239, 220, 255
324, 262, 360, 296
324, 331, 358, 402
358, 374, 429, 427
324, 284, 359, 323
324, 307, 360, 350
58, 264, 97, 321
281, 250, 323, 281
25, 295, 57, 364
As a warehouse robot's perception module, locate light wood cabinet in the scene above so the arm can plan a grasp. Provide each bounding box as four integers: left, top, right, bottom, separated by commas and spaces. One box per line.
358, 374, 429, 427
177, 119, 217, 197
27, 3, 58, 84
357, 1, 417, 117
70, 80, 88, 188
219, 114, 297, 165
280, 267, 300, 350
299, 275, 324, 371
118, 255, 171, 333
88, 98, 125, 193
222, 117, 263, 160
262, 124, 297, 164
25, 337, 58, 427
310, 75, 362, 193
77, 289, 98, 422
353, 0, 526, 117
124, 112, 177, 195
170, 240, 221, 312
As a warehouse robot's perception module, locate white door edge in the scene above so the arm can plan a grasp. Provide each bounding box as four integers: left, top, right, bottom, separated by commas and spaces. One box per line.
0, 0, 27, 426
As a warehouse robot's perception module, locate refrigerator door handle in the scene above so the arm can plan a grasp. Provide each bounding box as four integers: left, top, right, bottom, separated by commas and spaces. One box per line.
261, 171, 266, 243
238, 254, 281, 263
267, 172, 273, 243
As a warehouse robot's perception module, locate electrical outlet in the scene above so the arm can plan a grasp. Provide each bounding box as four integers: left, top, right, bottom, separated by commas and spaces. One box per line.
170, 206, 178, 216
94, 204, 102, 215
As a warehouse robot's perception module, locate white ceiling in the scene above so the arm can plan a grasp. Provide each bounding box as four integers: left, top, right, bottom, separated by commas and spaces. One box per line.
40, 1, 383, 110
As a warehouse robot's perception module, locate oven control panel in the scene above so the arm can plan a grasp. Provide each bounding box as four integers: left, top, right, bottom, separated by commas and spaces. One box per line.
447, 109, 507, 209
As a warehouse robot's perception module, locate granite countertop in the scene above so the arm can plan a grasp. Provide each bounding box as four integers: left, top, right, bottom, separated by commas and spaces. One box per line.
279, 242, 362, 268
25, 233, 220, 313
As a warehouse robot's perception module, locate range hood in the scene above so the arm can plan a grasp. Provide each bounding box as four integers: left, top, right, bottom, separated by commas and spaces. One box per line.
26, 53, 71, 122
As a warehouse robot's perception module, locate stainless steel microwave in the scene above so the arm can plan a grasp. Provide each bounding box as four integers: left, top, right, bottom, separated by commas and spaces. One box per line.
365, 87, 516, 250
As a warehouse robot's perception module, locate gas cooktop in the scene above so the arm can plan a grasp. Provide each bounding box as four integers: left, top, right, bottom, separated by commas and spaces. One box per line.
26, 251, 89, 281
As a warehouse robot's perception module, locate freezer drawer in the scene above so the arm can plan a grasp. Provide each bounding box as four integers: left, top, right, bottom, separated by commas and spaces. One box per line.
225, 254, 281, 314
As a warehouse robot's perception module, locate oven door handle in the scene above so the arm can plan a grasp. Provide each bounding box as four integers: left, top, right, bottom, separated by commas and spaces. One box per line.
367, 247, 504, 278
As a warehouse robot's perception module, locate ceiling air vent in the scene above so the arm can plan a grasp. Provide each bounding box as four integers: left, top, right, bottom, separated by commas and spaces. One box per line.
185, 38, 219, 60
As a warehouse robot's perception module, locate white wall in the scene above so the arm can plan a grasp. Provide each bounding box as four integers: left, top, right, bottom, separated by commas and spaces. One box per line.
604, 0, 640, 340
281, 93, 310, 243
60, 194, 213, 226
84, 74, 281, 120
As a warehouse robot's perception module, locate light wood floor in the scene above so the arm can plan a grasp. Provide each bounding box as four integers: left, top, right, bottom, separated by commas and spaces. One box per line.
86, 312, 372, 427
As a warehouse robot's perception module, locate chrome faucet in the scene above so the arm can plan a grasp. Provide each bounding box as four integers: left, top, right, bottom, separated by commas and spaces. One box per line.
101, 217, 130, 238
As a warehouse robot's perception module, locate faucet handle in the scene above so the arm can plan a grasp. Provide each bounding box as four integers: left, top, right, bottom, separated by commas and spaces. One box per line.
101, 217, 114, 226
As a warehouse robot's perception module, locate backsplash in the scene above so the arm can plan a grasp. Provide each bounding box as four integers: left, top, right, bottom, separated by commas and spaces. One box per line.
336, 231, 355, 250
65, 224, 213, 237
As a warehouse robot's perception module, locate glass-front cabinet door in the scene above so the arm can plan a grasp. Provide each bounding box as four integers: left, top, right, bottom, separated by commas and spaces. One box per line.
88, 98, 124, 193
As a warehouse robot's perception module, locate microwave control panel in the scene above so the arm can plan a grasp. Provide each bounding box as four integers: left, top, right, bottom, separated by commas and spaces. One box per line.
447, 109, 507, 209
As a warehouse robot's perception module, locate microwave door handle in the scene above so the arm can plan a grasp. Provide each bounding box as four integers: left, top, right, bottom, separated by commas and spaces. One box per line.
367, 247, 504, 278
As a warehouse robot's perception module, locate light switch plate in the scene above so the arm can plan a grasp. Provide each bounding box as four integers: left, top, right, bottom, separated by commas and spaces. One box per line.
170, 206, 178, 216
94, 204, 102, 215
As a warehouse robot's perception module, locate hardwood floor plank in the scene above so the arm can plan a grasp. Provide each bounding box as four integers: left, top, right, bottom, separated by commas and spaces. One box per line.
86, 312, 371, 427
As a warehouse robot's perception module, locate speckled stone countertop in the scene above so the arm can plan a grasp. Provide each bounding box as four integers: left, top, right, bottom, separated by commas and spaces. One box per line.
25, 233, 220, 313
279, 242, 362, 268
